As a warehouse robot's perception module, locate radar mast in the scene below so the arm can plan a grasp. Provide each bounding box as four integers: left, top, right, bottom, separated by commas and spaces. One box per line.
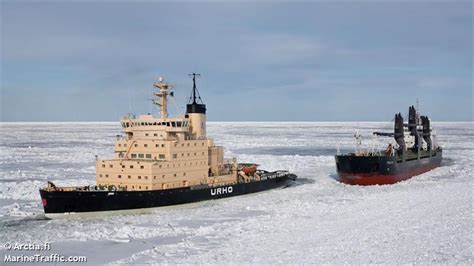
153, 77, 173, 119
188, 73, 203, 104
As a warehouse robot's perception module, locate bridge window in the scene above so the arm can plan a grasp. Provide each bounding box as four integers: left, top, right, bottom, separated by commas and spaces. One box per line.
145, 154, 151, 159
138, 154, 144, 159
131, 154, 137, 158
159, 154, 165, 159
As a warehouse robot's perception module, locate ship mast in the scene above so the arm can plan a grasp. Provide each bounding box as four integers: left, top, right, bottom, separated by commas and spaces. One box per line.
188, 73, 203, 104
153, 77, 173, 119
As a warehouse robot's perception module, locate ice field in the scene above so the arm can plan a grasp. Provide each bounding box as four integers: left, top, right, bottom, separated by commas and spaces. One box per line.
0, 122, 472, 264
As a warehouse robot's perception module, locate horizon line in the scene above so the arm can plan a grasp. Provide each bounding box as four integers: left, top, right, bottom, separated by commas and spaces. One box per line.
1, 120, 472, 124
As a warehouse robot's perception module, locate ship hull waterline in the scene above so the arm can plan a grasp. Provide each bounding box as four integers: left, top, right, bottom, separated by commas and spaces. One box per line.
40, 174, 295, 219
335, 150, 442, 186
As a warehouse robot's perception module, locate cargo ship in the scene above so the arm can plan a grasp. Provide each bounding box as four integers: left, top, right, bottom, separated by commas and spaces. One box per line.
335, 106, 442, 185
40, 74, 296, 218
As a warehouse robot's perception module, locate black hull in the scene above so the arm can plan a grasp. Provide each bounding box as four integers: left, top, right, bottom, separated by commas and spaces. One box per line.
40, 174, 295, 217
335, 149, 442, 185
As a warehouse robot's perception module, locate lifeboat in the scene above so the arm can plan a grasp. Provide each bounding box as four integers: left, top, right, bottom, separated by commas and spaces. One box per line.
239, 163, 259, 174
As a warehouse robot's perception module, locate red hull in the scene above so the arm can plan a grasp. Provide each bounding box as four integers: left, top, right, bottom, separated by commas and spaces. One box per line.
337, 164, 439, 186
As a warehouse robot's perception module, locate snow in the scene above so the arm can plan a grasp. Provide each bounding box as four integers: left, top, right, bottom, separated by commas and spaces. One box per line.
0, 122, 472, 264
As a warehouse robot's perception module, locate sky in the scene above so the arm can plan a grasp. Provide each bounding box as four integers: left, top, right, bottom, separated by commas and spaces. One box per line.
1, 1, 472, 122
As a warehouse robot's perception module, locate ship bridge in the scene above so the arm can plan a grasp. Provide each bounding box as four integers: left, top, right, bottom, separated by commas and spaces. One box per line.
117, 114, 195, 145
121, 114, 190, 134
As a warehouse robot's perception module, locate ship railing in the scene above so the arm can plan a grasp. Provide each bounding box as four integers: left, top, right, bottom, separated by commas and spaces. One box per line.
42, 184, 126, 192
259, 170, 289, 180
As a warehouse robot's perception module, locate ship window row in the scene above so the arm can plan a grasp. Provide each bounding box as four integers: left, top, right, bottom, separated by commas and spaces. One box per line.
145, 133, 164, 137
125, 152, 205, 160
130, 153, 155, 159
123, 143, 205, 148
102, 160, 207, 170
122, 121, 186, 128
99, 173, 187, 179
175, 142, 205, 147
171, 152, 203, 158
102, 164, 145, 169
129, 185, 148, 190
99, 184, 150, 190
99, 174, 150, 179
158, 161, 207, 168
129, 143, 167, 148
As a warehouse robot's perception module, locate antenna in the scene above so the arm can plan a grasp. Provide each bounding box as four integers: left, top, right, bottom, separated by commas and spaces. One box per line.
188, 73, 203, 104
127, 87, 132, 115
